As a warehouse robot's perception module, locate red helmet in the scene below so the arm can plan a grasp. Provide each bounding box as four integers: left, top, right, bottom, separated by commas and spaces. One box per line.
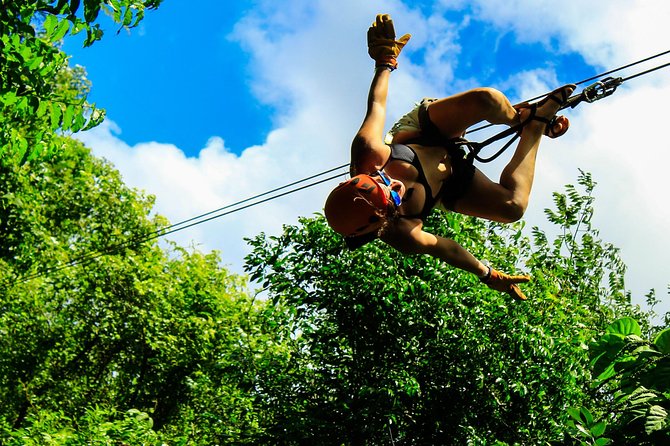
324, 174, 389, 237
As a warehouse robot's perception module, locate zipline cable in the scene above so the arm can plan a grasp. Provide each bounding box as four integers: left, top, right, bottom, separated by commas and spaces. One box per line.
10, 169, 348, 284
467, 48, 670, 134
155, 172, 346, 240
621, 60, 670, 82
8, 50, 670, 284
156, 163, 348, 236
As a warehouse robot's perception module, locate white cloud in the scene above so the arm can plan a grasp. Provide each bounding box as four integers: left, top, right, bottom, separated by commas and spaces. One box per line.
79, 0, 670, 316
468, 0, 670, 68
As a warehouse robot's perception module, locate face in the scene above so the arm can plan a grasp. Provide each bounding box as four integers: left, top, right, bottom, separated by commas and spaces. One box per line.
374, 170, 405, 207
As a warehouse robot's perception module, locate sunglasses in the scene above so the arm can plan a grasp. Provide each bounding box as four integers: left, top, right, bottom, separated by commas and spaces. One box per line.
377, 170, 402, 207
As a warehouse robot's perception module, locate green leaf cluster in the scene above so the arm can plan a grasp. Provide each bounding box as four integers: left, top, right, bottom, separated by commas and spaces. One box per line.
565, 406, 611, 446
0, 125, 666, 444
1, 0, 161, 163
0, 140, 296, 444
6, 407, 158, 445
243, 171, 654, 444
581, 317, 670, 444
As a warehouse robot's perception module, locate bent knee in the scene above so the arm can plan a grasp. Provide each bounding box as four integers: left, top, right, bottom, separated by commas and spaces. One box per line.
469, 87, 505, 109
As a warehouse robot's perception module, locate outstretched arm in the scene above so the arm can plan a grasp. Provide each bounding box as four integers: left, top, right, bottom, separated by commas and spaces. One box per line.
385, 223, 530, 300
388, 225, 489, 276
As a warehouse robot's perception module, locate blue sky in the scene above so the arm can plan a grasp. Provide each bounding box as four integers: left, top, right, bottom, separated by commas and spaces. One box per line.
65, 0, 670, 317
64, 1, 270, 154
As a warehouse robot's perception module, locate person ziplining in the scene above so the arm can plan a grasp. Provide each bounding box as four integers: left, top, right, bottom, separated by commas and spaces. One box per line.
324, 13, 578, 301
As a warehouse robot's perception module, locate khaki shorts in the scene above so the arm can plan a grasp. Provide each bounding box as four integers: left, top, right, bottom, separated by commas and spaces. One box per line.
385, 98, 437, 144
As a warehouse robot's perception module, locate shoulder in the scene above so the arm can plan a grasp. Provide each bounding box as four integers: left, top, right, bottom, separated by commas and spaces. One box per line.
351, 137, 391, 175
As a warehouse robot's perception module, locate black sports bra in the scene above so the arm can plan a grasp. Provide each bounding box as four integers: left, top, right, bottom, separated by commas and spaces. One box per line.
383, 143, 444, 221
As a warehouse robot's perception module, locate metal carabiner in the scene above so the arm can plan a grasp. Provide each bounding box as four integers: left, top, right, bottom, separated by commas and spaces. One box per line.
582, 76, 624, 103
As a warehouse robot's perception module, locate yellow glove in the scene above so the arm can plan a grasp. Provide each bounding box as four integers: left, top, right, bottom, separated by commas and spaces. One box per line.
367, 13, 411, 69
481, 267, 530, 301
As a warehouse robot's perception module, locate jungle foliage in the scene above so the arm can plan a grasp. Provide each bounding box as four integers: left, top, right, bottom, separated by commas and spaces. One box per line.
1, 0, 161, 163
244, 172, 667, 445
1, 2, 668, 444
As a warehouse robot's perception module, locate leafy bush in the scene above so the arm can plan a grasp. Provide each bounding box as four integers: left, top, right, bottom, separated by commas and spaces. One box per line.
244, 172, 646, 445
5, 406, 158, 445
567, 317, 670, 445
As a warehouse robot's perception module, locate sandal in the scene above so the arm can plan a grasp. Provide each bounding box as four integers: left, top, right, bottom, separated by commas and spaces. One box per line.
519, 85, 575, 139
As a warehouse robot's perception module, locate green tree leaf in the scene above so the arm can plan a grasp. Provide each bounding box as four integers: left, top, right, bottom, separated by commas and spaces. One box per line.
52, 19, 71, 42
61, 103, 75, 130
590, 420, 607, 437
43, 14, 59, 38
645, 405, 668, 435
568, 407, 583, 423
654, 327, 670, 354
84, 0, 102, 23
580, 407, 594, 426
606, 317, 641, 337
50, 101, 63, 129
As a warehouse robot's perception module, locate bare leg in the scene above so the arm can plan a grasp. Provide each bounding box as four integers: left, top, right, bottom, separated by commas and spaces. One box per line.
391, 88, 521, 144
452, 85, 576, 222
427, 88, 520, 138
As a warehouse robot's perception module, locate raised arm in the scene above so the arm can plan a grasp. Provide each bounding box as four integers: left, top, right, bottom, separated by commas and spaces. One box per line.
350, 67, 393, 174
351, 14, 410, 175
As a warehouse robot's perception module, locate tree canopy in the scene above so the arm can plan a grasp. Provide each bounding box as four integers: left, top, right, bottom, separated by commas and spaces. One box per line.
243, 171, 666, 445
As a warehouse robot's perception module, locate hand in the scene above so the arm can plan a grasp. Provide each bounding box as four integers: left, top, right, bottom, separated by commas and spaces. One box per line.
482, 268, 531, 301
367, 13, 411, 69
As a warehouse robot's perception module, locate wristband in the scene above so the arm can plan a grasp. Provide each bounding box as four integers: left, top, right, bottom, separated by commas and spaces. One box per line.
375, 63, 396, 72
479, 265, 492, 283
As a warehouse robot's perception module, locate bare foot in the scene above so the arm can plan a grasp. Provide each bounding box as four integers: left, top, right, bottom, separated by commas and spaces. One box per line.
519, 84, 576, 138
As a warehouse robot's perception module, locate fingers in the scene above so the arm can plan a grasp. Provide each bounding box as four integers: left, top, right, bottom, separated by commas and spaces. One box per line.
485, 269, 531, 301
382, 16, 395, 39
509, 284, 528, 301
372, 13, 396, 40
375, 13, 388, 28
397, 33, 411, 46
506, 274, 531, 284
368, 14, 409, 68
490, 269, 530, 284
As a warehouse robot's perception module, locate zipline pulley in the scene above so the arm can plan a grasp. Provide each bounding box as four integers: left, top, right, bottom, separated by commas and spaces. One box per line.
563, 76, 624, 109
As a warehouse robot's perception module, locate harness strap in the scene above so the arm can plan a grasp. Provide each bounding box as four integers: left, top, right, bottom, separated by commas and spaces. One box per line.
447, 122, 524, 164
460, 77, 624, 164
